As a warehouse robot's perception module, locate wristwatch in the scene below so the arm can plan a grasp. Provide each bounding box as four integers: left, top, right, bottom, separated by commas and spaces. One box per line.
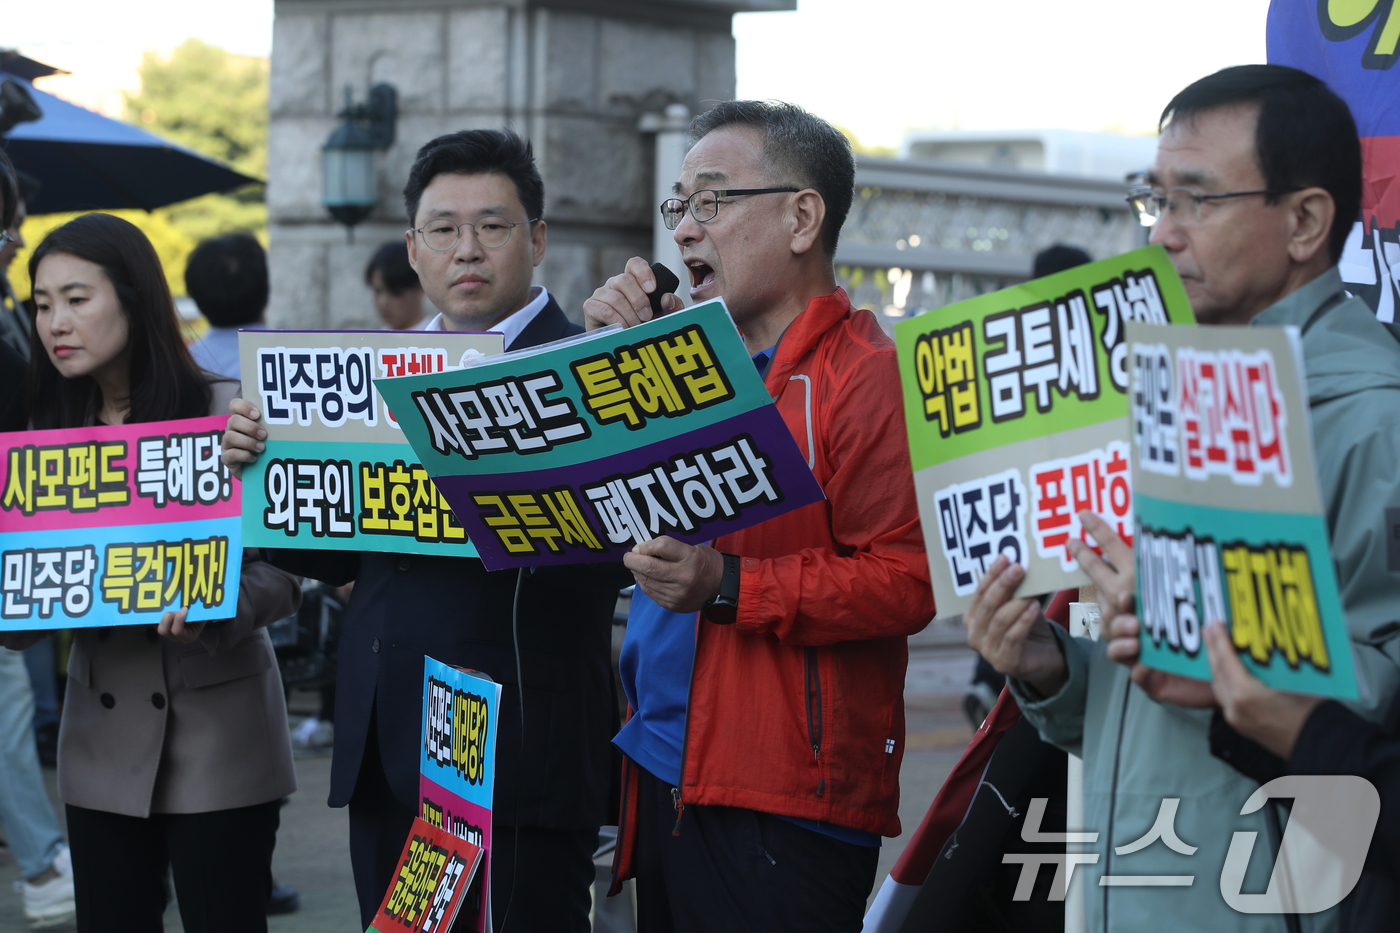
702, 552, 741, 625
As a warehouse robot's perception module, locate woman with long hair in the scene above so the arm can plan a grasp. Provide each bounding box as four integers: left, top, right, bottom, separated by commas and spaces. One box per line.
18, 212, 300, 933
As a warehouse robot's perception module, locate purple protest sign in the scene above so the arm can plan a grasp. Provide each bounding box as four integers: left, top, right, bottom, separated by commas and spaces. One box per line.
375, 300, 826, 570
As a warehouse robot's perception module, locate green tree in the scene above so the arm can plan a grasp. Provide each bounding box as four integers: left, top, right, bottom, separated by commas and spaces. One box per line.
11, 39, 268, 301
125, 38, 269, 246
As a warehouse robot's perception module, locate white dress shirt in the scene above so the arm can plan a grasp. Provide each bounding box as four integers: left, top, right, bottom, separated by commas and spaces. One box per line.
424, 286, 551, 350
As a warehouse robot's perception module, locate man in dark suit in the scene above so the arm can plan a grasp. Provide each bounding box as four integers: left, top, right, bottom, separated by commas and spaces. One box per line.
224, 129, 626, 932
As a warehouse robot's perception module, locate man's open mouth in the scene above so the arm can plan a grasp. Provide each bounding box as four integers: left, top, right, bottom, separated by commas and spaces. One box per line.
687, 260, 715, 290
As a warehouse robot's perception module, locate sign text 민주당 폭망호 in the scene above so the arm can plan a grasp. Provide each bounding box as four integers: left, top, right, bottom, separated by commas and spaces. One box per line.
375, 300, 826, 572
1127, 320, 1357, 699
896, 245, 1196, 614
0, 416, 242, 631
238, 330, 503, 558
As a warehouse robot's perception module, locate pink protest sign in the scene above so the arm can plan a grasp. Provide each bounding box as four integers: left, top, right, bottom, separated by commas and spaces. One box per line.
0, 416, 242, 630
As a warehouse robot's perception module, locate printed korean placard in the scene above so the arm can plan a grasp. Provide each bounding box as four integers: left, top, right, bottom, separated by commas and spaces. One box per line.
896, 245, 1197, 614
376, 300, 827, 571
238, 330, 503, 557
366, 817, 484, 933
1127, 320, 1357, 699
0, 416, 240, 631
420, 659, 500, 933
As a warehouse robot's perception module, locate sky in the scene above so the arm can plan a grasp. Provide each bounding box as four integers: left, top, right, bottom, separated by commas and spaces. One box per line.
734, 0, 1272, 149
1, 0, 1269, 146
0, 0, 274, 115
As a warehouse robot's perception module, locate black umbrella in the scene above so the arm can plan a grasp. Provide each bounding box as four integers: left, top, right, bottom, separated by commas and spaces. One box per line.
0, 69, 260, 214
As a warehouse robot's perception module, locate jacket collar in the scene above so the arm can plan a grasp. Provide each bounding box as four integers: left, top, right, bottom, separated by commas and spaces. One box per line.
510, 294, 575, 351
764, 288, 853, 391
1249, 266, 1344, 331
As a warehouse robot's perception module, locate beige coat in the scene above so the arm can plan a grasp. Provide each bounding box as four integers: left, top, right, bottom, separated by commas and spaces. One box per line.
57, 380, 301, 817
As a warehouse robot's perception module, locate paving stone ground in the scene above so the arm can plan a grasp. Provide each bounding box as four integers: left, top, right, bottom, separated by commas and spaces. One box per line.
0, 622, 978, 931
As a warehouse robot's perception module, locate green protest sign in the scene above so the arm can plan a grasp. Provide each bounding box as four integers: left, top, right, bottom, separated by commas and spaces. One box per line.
1127, 320, 1357, 700
895, 245, 1195, 614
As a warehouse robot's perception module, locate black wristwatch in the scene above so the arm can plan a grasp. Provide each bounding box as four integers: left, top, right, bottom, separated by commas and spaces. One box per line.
702, 552, 741, 625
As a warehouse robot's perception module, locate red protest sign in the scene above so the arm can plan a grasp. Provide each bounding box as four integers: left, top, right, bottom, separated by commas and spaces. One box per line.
366, 818, 483, 933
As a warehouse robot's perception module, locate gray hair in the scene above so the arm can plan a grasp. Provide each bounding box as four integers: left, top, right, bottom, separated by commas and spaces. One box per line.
689, 100, 855, 258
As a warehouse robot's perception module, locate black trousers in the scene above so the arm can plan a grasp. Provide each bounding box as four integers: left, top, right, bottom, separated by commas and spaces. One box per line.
348, 719, 596, 932
633, 767, 880, 933
66, 799, 280, 933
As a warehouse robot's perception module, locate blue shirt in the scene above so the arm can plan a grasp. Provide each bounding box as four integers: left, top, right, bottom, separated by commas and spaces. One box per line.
611, 347, 879, 848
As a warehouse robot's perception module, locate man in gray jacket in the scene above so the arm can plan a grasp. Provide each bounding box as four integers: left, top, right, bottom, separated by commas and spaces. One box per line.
967, 65, 1400, 932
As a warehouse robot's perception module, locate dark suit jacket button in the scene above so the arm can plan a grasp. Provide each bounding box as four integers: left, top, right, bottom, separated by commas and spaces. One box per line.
100, 693, 115, 709
372, 638, 381, 653
152, 693, 166, 710
395, 557, 411, 572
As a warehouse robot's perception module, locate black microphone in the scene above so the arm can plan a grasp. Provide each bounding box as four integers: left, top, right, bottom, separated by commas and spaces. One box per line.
648, 262, 681, 318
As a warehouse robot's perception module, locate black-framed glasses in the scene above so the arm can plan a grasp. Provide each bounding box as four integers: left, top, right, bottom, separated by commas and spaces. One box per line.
1126, 185, 1302, 227
411, 215, 538, 251
660, 188, 800, 230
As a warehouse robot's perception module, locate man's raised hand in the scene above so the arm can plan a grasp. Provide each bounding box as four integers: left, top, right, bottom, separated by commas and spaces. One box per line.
1066, 511, 1136, 629
1204, 622, 1320, 758
1068, 512, 1215, 707
583, 257, 684, 331
221, 397, 267, 480
1103, 610, 1216, 708
964, 555, 1068, 698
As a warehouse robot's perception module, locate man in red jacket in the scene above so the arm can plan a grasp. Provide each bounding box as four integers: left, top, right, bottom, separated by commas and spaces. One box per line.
584, 100, 936, 932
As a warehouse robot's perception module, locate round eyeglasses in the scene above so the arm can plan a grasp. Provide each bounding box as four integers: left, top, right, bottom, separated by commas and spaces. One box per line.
1126, 185, 1300, 227
411, 215, 538, 252
660, 188, 800, 231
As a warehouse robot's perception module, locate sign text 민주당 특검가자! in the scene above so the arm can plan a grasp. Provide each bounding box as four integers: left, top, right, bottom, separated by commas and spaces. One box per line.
376, 299, 827, 572
419, 658, 499, 933
1127, 320, 1357, 700
896, 245, 1196, 614
238, 330, 503, 558
0, 416, 241, 631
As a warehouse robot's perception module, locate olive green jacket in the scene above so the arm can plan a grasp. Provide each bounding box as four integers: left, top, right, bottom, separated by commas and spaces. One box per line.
1011, 267, 1400, 932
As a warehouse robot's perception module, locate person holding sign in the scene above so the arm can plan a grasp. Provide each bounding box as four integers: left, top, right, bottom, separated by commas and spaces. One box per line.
1, 213, 302, 933
585, 101, 936, 932
967, 66, 1400, 930
222, 129, 627, 932
1205, 625, 1400, 888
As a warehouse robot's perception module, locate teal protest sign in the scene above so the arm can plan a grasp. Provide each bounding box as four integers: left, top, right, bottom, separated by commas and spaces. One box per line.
375, 300, 826, 571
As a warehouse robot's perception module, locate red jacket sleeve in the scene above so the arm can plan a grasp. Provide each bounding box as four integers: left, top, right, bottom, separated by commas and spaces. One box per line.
733, 346, 936, 645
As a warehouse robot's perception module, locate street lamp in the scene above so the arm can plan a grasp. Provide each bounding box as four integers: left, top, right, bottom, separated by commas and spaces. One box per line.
322, 83, 396, 240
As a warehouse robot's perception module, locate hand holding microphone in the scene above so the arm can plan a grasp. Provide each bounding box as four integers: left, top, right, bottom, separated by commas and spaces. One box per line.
583, 256, 683, 331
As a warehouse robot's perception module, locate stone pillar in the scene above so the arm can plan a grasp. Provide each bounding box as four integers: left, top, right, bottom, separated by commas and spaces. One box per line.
267, 0, 792, 330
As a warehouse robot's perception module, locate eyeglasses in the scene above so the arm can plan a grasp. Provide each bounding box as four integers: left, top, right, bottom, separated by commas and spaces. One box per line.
1126, 185, 1301, 227
660, 188, 800, 230
411, 215, 538, 252
0, 230, 12, 248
